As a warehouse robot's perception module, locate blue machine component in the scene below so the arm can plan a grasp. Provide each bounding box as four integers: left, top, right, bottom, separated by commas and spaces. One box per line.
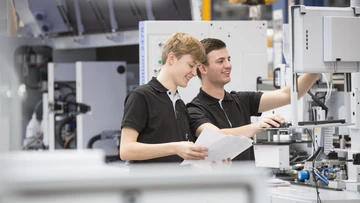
298, 170, 309, 181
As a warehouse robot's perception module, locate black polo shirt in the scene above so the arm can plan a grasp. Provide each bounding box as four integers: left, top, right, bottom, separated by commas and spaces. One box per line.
121, 77, 195, 163
187, 88, 263, 161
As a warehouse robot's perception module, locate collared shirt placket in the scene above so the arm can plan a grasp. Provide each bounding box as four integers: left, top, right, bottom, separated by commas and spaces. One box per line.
218, 99, 232, 128
167, 90, 183, 140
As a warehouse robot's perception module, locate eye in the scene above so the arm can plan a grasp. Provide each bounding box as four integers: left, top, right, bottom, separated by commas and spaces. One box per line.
216, 60, 223, 64
188, 63, 195, 68
228, 58, 231, 62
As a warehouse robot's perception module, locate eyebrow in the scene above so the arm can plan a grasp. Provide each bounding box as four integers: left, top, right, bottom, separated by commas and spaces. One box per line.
216, 56, 231, 61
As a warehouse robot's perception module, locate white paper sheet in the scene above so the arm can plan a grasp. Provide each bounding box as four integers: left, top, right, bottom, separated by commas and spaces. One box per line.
181, 128, 253, 165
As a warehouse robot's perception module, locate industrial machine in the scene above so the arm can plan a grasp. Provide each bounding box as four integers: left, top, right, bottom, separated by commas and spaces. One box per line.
256, 5, 360, 203
289, 4, 360, 192
1, 0, 197, 154
47, 62, 126, 160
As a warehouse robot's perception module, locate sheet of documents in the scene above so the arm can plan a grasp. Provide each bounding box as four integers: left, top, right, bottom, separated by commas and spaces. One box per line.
181, 128, 253, 165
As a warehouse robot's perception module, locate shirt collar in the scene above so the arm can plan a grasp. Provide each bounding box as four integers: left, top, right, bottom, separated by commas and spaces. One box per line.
148, 77, 168, 93
197, 88, 233, 105
149, 77, 180, 96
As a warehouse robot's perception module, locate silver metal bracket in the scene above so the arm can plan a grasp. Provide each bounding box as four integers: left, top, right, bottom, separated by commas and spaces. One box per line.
353, 7, 360, 16
299, 5, 306, 15
106, 32, 123, 42
72, 35, 87, 45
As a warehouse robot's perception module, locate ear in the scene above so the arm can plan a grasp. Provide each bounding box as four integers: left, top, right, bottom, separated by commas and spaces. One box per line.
167, 52, 176, 66
198, 64, 208, 75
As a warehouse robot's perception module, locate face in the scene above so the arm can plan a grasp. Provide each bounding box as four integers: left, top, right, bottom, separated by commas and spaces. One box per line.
203, 48, 232, 86
170, 54, 199, 88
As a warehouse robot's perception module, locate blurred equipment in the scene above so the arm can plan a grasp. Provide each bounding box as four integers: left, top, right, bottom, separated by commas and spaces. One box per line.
211, 0, 274, 20
46, 62, 126, 161
47, 62, 76, 150
13, 0, 194, 37
229, 0, 277, 5
75, 61, 126, 157
0, 150, 269, 203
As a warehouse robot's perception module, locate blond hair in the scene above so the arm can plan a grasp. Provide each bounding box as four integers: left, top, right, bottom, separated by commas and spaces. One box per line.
161, 33, 206, 65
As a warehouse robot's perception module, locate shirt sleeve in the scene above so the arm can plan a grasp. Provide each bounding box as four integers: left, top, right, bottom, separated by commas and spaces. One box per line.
234, 91, 263, 116
186, 102, 212, 136
121, 92, 148, 133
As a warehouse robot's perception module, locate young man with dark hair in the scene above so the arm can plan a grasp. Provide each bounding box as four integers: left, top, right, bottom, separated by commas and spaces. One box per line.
120, 33, 208, 163
188, 38, 319, 161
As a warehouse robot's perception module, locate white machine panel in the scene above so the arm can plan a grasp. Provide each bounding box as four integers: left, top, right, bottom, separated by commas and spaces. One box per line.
254, 145, 290, 169
324, 17, 360, 62
140, 21, 268, 103
76, 62, 126, 150
351, 89, 360, 129
292, 6, 360, 73
0, 151, 268, 203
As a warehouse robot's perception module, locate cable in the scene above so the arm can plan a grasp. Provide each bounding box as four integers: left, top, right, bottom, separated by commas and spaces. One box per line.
64, 134, 75, 149
321, 168, 334, 178
306, 128, 323, 203
87, 134, 121, 162
87, 134, 101, 149
307, 91, 328, 119
315, 92, 326, 104
56, 116, 75, 147
321, 73, 333, 105
314, 169, 329, 185
306, 128, 320, 148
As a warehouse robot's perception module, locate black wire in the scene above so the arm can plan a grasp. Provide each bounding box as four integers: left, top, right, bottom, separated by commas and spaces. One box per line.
307, 91, 328, 119
315, 92, 326, 104
87, 134, 101, 149
306, 128, 323, 203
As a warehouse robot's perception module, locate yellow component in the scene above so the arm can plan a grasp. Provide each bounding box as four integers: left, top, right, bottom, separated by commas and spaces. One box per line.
267, 36, 273, 47
229, 0, 277, 4
265, 0, 278, 4
202, 0, 211, 20
229, 0, 247, 3
314, 128, 318, 133
268, 70, 273, 78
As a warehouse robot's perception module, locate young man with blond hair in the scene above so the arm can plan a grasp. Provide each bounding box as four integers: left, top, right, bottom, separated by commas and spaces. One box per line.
187, 38, 319, 161
120, 33, 208, 163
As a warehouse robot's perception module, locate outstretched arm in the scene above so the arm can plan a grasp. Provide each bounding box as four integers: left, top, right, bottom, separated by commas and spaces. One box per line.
195, 114, 285, 138
258, 73, 319, 113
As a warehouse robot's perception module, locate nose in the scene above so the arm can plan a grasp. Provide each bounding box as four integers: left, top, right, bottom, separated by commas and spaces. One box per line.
224, 59, 231, 68
191, 66, 197, 77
